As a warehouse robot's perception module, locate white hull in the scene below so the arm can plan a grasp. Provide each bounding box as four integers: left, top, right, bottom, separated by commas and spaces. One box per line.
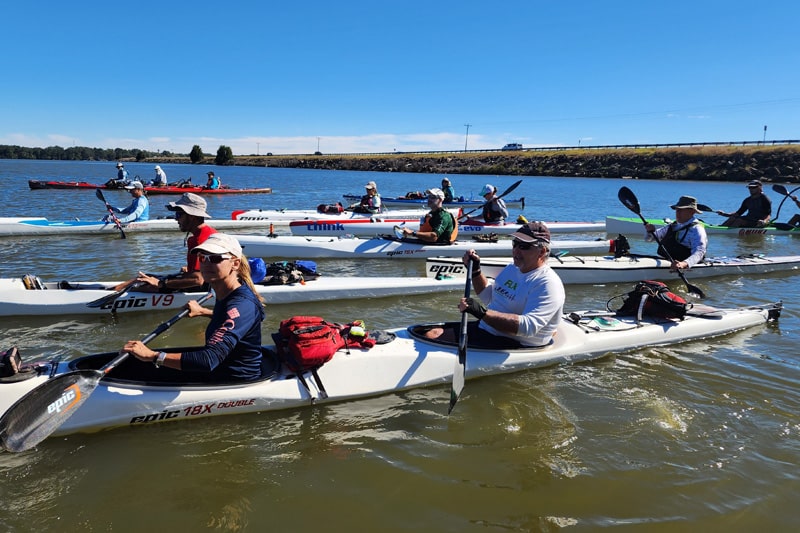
343, 195, 525, 209
0, 275, 464, 316
0, 302, 779, 441
0, 216, 272, 237
425, 254, 800, 284
605, 216, 800, 238
236, 234, 617, 259
231, 208, 459, 226
290, 219, 606, 237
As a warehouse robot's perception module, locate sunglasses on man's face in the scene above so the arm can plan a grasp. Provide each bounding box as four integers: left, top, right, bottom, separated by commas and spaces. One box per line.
512, 240, 537, 250
198, 253, 232, 264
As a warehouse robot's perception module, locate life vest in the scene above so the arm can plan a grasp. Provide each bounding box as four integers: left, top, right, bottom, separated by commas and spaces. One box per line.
657, 221, 699, 261
420, 209, 458, 243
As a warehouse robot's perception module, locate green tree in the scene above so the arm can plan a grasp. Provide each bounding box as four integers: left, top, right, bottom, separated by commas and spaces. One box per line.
190, 145, 204, 163
215, 145, 234, 165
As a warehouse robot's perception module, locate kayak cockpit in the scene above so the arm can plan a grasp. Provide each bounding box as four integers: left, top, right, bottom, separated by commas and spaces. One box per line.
68, 347, 282, 387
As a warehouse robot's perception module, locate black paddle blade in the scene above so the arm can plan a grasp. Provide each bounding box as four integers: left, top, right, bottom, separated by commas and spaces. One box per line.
0, 370, 100, 452
772, 184, 789, 196
95, 188, 106, 202
618, 186, 642, 215
448, 258, 473, 414
697, 203, 715, 213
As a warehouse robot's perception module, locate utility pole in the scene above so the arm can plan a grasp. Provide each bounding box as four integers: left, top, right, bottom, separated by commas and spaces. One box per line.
257, 142, 260, 155
763, 125, 767, 143
317, 137, 321, 152
464, 124, 471, 152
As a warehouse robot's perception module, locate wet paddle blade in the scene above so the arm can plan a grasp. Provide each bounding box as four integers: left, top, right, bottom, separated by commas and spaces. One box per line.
448, 258, 473, 414
0, 371, 101, 452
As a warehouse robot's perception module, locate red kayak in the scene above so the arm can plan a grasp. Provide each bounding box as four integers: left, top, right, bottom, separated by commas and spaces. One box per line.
27, 180, 272, 195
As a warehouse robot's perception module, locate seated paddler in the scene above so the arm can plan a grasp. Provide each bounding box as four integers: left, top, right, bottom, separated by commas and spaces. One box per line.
400, 187, 458, 244
122, 233, 266, 382
644, 195, 708, 271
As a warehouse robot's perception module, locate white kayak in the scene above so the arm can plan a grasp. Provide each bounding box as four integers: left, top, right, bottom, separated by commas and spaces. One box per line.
0, 216, 272, 237
236, 234, 619, 259
231, 207, 460, 226
342, 194, 525, 209
605, 216, 800, 238
0, 301, 780, 446
0, 275, 464, 316
289, 218, 606, 237
425, 253, 800, 284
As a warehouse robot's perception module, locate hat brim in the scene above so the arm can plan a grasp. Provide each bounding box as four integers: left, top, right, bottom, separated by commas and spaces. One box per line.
670, 204, 702, 214
167, 204, 211, 218
510, 231, 550, 244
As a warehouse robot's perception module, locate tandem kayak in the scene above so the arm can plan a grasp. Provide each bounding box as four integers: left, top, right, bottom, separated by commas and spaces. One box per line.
0, 301, 780, 447
342, 194, 526, 209
0, 217, 275, 237
235, 234, 620, 259
605, 216, 800, 237
289, 218, 606, 237
425, 253, 800, 284
0, 274, 464, 316
27, 180, 272, 195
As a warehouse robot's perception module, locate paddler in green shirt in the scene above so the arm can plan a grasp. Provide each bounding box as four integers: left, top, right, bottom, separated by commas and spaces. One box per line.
400, 188, 458, 244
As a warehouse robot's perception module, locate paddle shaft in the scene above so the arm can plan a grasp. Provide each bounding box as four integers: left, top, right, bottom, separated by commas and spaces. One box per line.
448, 257, 473, 414
0, 292, 213, 452
459, 180, 522, 220
95, 188, 126, 239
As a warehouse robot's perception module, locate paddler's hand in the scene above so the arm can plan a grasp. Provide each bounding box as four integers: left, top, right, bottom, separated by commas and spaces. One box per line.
123, 340, 157, 362
463, 249, 481, 276
670, 260, 688, 272
135, 271, 161, 289
186, 299, 212, 318
461, 297, 487, 320
644, 223, 656, 233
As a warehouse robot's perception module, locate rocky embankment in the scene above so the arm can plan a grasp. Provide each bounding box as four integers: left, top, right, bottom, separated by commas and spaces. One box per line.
167, 145, 800, 183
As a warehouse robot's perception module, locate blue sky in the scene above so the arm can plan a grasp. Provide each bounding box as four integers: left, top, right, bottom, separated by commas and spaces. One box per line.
2, 1, 798, 155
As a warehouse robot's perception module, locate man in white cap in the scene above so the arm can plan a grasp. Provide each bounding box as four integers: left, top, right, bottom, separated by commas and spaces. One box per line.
113, 193, 217, 292
104, 181, 149, 224
152, 165, 167, 187
353, 181, 381, 213
716, 179, 772, 227
645, 195, 708, 270
400, 188, 457, 244
480, 183, 508, 224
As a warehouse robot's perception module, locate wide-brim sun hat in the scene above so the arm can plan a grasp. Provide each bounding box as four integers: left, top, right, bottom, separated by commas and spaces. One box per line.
747, 179, 763, 188
124, 181, 144, 190
166, 192, 211, 218
510, 221, 551, 244
670, 195, 702, 214
191, 233, 242, 257
116, 163, 123, 167
364, 181, 377, 190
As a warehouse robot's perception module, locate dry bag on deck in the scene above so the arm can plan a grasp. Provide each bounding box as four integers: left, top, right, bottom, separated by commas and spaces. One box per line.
272, 316, 376, 372
609, 280, 691, 320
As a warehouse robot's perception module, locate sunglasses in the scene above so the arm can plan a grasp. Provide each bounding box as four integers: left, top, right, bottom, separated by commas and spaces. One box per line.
512, 240, 537, 250
198, 253, 232, 264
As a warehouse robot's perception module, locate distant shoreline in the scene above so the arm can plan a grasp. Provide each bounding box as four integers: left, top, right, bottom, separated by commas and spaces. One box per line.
204, 145, 800, 183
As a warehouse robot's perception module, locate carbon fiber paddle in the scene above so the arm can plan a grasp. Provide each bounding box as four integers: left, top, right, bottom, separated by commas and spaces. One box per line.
0, 292, 213, 452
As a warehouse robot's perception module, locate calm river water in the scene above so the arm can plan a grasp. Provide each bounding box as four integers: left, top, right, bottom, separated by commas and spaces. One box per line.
0, 160, 798, 531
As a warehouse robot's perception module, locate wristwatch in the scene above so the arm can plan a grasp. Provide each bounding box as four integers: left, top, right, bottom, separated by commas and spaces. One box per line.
412, 231, 417, 237
153, 351, 167, 368
158, 278, 167, 290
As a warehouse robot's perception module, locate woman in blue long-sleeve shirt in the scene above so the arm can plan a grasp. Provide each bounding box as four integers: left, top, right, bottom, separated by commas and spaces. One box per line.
122, 233, 265, 382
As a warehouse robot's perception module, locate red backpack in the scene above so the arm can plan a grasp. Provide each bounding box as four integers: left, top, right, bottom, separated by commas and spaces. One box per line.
273, 316, 376, 372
